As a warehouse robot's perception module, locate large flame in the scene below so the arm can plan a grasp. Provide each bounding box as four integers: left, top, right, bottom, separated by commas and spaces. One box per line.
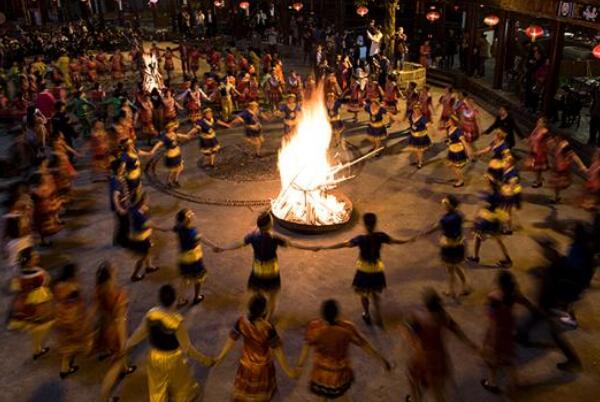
271, 86, 349, 225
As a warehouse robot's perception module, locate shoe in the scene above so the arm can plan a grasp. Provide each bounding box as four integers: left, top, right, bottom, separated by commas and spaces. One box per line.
60, 365, 79, 379
497, 259, 513, 268
453, 181, 464, 188
130, 273, 145, 282
192, 295, 205, 305
559, 316, 578, 328
362, 313, 372, 326
118, 365, 137, 379
33, 347, 50, 360
145, 266, 159, 274
480, 379, 501, 394
556, 360, 582, 372
466, 256, 480, 264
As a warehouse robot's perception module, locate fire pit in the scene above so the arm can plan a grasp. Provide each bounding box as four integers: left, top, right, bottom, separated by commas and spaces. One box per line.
271, 85, 361, 234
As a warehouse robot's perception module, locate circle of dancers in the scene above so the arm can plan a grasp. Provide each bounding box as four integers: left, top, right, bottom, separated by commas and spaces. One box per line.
3, 37, 600, 402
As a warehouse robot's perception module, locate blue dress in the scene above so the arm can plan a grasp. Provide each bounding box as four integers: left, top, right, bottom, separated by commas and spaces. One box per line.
439, 211, 465, 264
196, 118, 221, 155
162, 134, 182, 171
407, 113, 432, 150
447, 127, 467, 167
486, 140, 510, 185
175, 226, 207, 279
279, 103, 302, 135
350, 232, 391, 294
365, 105, 387, 138
121, 150, 142, 197
128, 207, 152, 254
238, 109, 262, 138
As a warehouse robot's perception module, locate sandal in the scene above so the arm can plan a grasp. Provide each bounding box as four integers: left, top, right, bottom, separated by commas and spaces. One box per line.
130, 273, 145, 282
119, 365, 137, 379
33, 347, 50, 360
60, 365, 79, 379
361, 312, 372, 326
481, 379, 501, 394
192, 295, 205, 305
466, 256, 480, 264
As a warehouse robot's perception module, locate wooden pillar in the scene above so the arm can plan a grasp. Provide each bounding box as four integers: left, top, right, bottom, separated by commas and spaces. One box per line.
465, 2, 478, 76
493, 9, 507, 89
543, 20, 565, 116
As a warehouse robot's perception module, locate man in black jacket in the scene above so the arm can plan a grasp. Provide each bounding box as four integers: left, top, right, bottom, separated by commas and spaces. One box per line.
483, 106, 523, 149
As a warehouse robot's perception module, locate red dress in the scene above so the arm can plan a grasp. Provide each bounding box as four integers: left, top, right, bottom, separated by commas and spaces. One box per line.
459, 104, 479, 143
527, 126, 550, 171
94, 284, 128, 355
405, 309, 456, 390
231, 316, 281, 402
482, 290, 528, 367
549, 142, 575, 190
383, 82, 400, 114
305, 319, 367, 398
439, 94, 455, 123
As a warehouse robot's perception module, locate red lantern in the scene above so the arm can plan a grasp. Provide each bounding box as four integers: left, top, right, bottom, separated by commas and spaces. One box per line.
356, 5, 369, 17
525, 25, 544, 42
292, 2, 303, 12
239, 1, 249, 10
214, 0, 224, 7
483, 15, 499, 27
593, 44, 600, 59
426, 10, 441, 22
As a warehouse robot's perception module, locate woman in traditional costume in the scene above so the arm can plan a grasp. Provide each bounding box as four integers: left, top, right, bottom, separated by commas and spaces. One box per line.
445, 115, 471, 187
187, 107, 229, 168
549, 138, 587, 203
54, 263, 92, 378
296, 299, 390, 401
316, 213, 407, 326
215, 294, 299, 402
7, 248, 54, 360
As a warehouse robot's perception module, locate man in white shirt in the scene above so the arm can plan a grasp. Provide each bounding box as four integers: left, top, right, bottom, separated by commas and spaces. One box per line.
367, 26, 383, 58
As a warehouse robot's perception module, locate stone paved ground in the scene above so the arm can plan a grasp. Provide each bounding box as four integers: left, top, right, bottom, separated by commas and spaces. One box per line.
0, 47, 599, 402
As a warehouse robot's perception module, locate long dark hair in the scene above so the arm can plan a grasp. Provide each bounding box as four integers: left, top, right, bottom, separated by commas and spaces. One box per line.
248, 294, 267, 322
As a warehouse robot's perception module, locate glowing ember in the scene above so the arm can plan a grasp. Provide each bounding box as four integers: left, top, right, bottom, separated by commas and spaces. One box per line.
271, 86, 351, 226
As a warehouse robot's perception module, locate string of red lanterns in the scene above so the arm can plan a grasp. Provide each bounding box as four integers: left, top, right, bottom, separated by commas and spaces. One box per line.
426, 10, 441, 23
525, 25, 544, 42
593, 44, 600, 60
483, 14, 499, 27
356, 5, 369, 17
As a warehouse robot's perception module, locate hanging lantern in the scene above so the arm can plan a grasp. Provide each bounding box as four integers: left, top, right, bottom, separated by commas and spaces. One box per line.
239, 1, 250, 10
525, 25, 544, 42
292, 2, 303, 12
593, 44, 600, 59
453, 5, 460, 12
148, 0, 158, 3
214, 0, 224, 7
356, 5, 369, 17
426, 10, 441, 22
483, 15, 500, 27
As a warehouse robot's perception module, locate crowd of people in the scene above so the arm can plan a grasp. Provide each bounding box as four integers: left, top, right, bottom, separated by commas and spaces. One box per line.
1, 11, 600, 402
